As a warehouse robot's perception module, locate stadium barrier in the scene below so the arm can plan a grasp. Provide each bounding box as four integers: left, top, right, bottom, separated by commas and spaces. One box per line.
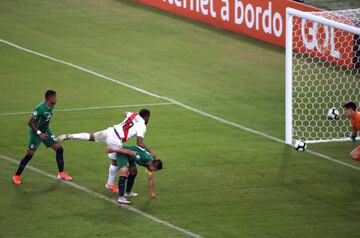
137, 0, 319, 47
290, 9, 356, 68
138, 0, 358, 69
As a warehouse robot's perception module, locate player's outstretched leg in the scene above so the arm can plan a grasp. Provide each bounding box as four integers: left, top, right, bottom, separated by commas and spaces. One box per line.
117, 168, 131, 204
105, 159, 119, 193
51, 144, 73, 181
57, 132, 93, 142
351, 146, 360, 161
125, 167, 138, 197
13, 149, 35, 185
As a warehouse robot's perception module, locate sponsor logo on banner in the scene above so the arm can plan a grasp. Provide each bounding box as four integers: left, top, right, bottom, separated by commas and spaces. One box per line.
301, 21, 340, 58
294, 17, 354, 68
138, 0, 318, 46
138, 0, 355, 67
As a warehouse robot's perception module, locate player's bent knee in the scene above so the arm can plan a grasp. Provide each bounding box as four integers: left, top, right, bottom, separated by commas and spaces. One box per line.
129, 167, 137, 175
119, 167, 129, 176
27, 150, 35, 157
352, 152, 360, 159
350, 148, 359, 156
51, 143, 61, 151
93, 131, 106, 142
57, 146, 64, 153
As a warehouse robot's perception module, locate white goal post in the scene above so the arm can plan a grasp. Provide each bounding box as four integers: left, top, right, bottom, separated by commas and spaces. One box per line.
285, 8, 360, 145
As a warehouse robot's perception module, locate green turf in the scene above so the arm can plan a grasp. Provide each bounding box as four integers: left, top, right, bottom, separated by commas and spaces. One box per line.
0, 0, 359, 237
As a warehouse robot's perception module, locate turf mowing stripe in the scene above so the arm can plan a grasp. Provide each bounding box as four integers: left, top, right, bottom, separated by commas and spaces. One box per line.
1, 39, 359, 172
0, 102, 175, 116
0, 154, 203, 238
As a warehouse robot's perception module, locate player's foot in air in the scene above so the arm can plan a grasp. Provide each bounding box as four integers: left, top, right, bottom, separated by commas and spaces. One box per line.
57, 134, 70, 142
125, 192, 138, 197
12, 175, 21, 185
57, 172, 73, 181
117, 197, 131, 204
105, 183, 119, 193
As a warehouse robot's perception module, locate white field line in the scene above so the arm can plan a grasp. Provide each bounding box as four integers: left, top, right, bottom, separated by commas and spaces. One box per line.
0, 154, 202, 238
306, 149, 360, 171
0, 102, 174, 116
1, 39, 359, 172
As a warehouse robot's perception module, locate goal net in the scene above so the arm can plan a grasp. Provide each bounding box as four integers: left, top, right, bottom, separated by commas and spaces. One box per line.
286, 8, 360, 144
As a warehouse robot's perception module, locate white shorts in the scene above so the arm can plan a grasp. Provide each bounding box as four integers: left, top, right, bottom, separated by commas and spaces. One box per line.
94, 127, 123, 160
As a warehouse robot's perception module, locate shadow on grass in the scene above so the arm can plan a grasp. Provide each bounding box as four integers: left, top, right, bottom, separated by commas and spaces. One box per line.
9, 181, 61, 209
278, 144, 291, 185
278, 145, 360, 217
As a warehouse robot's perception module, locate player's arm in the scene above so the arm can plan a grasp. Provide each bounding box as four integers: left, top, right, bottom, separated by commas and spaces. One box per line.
137, 136, 156, 158
28, 116, 46, 141
147, 171, 158, 198
106, 147, 136, 156
352, 128, 358, 136
351, 128, 358, 142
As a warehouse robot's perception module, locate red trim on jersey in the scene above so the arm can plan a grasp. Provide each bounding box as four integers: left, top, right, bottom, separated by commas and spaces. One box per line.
113, 128, 122, 141
122, 113, 138, 142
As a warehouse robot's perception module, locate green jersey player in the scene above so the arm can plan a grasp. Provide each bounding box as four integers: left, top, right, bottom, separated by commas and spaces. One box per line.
12, 90, 72, 185
106, 146, 163, 204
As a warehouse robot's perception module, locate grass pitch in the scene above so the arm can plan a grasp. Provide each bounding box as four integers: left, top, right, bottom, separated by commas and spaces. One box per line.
0, 0, 359, 237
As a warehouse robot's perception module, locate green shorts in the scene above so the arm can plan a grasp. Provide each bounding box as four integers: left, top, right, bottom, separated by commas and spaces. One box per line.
116, 153, 136, 169
28, 130, 58, 150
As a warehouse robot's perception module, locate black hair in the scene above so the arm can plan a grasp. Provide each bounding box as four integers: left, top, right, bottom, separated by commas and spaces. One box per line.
343, 101, 357, 111
45, 90, 56, 100
139, 109, 150, 118
151, 159, 163, 171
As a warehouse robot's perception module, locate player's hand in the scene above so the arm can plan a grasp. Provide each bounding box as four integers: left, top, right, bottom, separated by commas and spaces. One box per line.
149, 191, 158, 199
39, 133, 47, 141
150, 152, 157, 159
106, 148, 114, 153
350, 134, 356, 143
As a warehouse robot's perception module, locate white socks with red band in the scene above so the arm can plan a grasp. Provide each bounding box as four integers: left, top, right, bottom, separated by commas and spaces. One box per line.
107, 164, 118, 185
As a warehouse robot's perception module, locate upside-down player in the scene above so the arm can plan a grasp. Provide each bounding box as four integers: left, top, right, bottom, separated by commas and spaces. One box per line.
58, 109, 156, 193
106, 146, 163, 204
343, 101, 360, 161
12, 90, 72, 185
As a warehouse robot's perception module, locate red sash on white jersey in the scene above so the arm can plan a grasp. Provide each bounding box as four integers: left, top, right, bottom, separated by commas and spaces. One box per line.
121, 113, 138, 142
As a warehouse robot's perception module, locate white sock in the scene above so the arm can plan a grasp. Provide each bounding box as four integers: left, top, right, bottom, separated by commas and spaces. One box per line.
68, 133, 90, 140
107, 164, 118, 185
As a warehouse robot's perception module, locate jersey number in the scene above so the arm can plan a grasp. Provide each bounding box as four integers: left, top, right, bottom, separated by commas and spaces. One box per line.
121, 113, 138, 142
122, 118, 134, 131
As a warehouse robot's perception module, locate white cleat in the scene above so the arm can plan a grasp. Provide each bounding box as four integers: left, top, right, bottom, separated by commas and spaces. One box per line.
125, 192, 138, 197
57, 134, 70, 142
117, 196, 131, 204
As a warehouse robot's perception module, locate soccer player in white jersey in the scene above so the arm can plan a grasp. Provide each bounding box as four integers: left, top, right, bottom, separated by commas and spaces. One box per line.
58, 109, 156, 194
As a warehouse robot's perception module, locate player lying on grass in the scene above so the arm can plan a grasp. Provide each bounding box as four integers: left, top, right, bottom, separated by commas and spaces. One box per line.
13, 90, 72, 185
106, 146, 163, 204
58, 109, 156, 193
343, 101, 360, 161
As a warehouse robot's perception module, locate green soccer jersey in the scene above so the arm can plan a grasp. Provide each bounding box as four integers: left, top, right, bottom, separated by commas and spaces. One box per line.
31, 101, 54, 132
116, 146, 154, 168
